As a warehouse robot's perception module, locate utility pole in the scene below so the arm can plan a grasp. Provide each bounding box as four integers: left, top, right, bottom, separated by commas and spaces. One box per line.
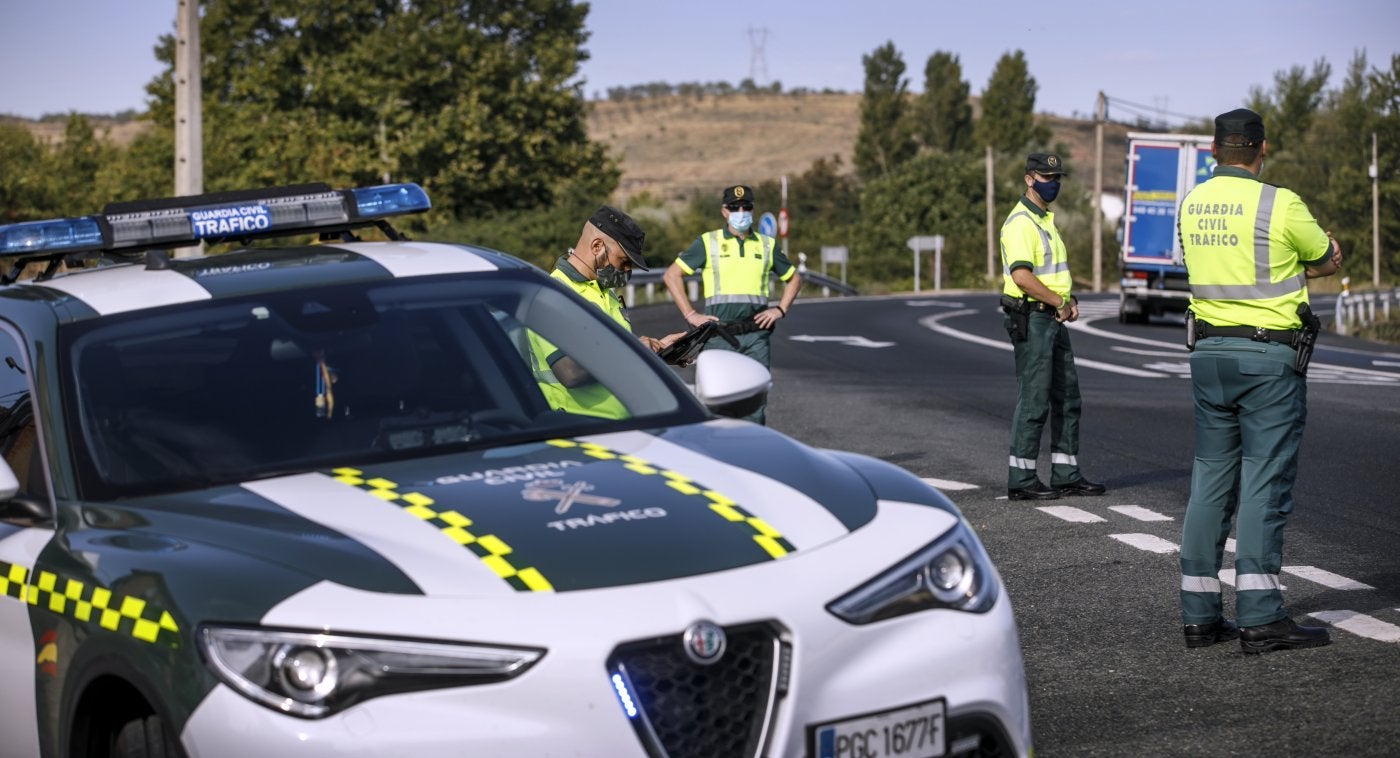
1373, 132, 1381, 288
174, 0, 203, 257
1092, 91, 1105, 292
986, 144, 996, 282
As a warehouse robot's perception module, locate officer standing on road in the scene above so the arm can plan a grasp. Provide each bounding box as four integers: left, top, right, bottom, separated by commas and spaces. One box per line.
1177, 108, 1342, 653
663, 184, 801, 425
999, 153, 1106, 501
530, 206, 684, 418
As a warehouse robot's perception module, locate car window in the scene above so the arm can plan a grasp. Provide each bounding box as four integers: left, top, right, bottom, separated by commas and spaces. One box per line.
0, 327, 41, 499
60, 272, 703, 499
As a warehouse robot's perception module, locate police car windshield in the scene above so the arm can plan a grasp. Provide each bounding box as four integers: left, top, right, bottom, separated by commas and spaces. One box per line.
60, 273, 702, 499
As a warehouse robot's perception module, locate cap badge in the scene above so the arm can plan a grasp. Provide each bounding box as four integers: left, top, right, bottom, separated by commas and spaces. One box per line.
733, 186, 745, 199
1047, 155, 1059, 168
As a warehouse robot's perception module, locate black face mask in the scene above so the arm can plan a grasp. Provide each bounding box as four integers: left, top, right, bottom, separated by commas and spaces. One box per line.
1032, 179, 1060, 203
594, 252, 628, 289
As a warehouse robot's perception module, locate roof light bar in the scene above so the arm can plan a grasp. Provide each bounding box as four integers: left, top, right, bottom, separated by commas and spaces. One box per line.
0, 216, 104, 256
0, 182, 432, 261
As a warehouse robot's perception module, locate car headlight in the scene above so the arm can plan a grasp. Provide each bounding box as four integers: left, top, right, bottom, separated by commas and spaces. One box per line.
198, 626, 545, 718
827, 521, 999, 624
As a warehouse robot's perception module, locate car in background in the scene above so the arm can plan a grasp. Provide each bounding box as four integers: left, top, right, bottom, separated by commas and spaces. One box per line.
0, 182, 1030, 757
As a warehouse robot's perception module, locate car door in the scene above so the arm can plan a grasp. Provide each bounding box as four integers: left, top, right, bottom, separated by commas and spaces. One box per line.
0, 325, 52, 758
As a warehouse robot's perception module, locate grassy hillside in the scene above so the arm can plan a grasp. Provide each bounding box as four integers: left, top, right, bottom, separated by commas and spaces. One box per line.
10, 93, 1141, 206
588, 93, 1140, 208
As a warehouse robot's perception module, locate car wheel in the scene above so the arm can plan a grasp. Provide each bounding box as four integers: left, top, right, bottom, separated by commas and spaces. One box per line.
113, 714, 178, 758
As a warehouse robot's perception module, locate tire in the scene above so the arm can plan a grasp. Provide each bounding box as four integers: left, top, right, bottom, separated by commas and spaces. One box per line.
113, 715, 177, 758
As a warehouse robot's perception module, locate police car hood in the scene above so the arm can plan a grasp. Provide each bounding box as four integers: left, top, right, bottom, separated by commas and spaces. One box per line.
152, 421, 956, 596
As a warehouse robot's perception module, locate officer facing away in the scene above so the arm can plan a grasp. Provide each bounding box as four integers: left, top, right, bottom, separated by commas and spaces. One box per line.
663, 184, 801, 425
1177, 108, 1342, 653
999, 153, 1106, 501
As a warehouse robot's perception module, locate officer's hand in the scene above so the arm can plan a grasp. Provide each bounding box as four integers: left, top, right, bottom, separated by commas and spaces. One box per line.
657, 330, 686, 349
684, 311, 717, 328
753, 306, 784, 330
638, 335, 665, 353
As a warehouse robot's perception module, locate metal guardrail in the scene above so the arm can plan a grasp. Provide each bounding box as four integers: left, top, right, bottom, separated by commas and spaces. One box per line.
623, 267, 857, 306
1334, 287, 1399, 335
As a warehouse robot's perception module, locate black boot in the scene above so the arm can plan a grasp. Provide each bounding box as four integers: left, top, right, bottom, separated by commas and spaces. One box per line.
1239, 617, 1331, 654
1183, 617, 1239, 648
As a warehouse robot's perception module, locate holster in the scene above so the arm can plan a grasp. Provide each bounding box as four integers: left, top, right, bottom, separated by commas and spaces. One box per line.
1000, 295, 1030, 343
1294, 303, 1321, 375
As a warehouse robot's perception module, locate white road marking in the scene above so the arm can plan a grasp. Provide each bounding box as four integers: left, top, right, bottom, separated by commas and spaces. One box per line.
1373, 360, 1400, 368
918, 311, 1169, 378
787, 334, 895, 348
1225, 538, 1237, 553
1109, 533, 1179, 554
904, 300, 965, 308
1309, 611, 1400, 643
1283, 565, 1375, 590
920, 477, 979, 491
1037, 505, 1106, 523
1109, 505, 1173, 522
1111, 346, 1187, 357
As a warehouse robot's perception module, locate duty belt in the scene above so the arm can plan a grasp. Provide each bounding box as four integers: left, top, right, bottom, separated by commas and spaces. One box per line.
1196, 322, 1301, 349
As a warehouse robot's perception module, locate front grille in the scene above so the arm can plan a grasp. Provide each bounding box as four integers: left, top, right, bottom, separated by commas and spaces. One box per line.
608, 622, 787, 758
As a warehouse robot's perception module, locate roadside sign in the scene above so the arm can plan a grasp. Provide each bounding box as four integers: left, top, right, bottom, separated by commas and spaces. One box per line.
820, 246, 847, 263
907, 235, 944, 252
778, 208, 790, 238
758, 212, 777, 237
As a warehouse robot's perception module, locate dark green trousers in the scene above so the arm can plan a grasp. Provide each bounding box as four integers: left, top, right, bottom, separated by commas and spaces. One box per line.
1006, 310, 1084, 488
1180, 337, 1306, 627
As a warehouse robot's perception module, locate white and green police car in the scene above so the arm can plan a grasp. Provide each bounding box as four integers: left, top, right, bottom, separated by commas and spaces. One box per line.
0, 183, 1030, 757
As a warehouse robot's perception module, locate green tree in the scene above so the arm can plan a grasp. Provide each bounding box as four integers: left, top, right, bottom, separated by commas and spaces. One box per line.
913, 51, 973, 154
1366, 53, 1400, 282
142, 0, 616, 221
854, 42, 916, 182
974, 50, 1048, 153
855, 151, 986, 290
1247, 59, 1332, 156
0, 124, 50, 223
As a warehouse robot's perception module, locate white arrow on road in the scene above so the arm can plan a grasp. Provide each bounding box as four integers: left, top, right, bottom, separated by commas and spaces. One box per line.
788, 335, 895, 348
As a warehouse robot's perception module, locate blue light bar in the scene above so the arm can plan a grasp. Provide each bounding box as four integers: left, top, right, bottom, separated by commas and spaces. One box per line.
0, 216, 104, 256
351, 183, 432, 219
0, 183, 433, 261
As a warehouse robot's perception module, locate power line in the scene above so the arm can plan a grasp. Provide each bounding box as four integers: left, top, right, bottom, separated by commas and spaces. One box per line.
747, 26, 769, 85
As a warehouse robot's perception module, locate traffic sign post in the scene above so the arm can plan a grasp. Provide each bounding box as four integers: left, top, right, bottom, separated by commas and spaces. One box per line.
758, 212, 777, 238
906, 235, 946, 292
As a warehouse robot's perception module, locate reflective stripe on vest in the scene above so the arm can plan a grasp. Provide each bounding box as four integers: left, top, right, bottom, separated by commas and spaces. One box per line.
1186, 184, 1306, 300
702, 230, 774, 304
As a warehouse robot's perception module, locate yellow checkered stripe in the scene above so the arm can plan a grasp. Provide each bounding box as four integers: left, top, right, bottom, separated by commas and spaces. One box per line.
546, 439, 795, 559
0, 560, 179, 644
330, 467, 554, 592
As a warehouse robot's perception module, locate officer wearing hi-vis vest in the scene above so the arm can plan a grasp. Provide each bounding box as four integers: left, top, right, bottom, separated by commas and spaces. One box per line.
1177, 108, 1342, 653
663, 184, 801, 425
530, 206, 683, 419
999, 153, 1106, 501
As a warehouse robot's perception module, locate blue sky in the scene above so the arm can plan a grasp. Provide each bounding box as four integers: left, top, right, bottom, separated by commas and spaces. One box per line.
4, 0, 1398, 125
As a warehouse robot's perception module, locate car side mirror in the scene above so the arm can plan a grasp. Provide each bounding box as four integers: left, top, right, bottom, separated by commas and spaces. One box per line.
692, 350, 771, 419
0, 458, 19, 501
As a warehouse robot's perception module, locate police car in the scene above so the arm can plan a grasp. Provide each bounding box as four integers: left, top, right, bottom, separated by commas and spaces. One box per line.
0, 183, 1030, 757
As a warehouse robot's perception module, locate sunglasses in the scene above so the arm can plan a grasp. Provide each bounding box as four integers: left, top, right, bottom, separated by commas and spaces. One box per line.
725, 203, 754, 212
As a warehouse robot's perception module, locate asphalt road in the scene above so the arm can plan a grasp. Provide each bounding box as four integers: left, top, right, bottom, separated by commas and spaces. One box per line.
634, 293, 1400, 757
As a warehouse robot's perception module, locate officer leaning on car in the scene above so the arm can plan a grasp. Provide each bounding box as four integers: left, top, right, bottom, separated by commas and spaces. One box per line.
529, 205, 684, 418
998, 153, 1106, 502
1177, 108, 1342, 653
663, 184, 802, 425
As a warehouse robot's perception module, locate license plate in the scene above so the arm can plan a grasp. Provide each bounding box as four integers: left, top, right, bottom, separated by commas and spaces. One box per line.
808, 698, 946, 758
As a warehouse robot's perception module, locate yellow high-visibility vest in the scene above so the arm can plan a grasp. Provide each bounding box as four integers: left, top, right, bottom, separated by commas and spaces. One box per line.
527, 266, 629, 419
1180, 169, 1328, 330
1000, 201, 1071, 300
